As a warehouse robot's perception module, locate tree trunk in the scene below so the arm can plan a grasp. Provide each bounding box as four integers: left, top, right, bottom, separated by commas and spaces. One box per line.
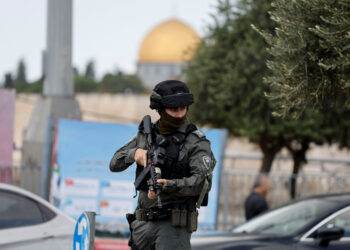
287, 142, 309, 199
259, 134, 284, 173
260, 151, 276, 173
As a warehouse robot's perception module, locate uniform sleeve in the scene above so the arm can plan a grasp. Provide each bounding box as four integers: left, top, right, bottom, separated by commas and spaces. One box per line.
109, 134, 139, 172
165, 136, 216, 196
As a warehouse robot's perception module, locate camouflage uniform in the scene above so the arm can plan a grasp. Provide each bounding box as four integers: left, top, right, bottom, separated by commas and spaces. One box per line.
109, 119, 215, 250
110, 79, 216, 250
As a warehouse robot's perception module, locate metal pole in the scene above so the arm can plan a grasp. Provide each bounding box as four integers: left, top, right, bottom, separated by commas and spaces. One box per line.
223, 172, 229, 230
40, 116, 53, 199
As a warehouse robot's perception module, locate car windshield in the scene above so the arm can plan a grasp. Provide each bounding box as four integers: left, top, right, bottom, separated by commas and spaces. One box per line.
233, 198, 339, 235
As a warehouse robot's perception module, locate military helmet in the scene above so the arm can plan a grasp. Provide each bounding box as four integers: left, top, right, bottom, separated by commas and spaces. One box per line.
150, 80, 194, 110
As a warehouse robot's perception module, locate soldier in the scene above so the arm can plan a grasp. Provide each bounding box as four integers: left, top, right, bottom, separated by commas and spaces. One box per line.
109, 80, 216, 250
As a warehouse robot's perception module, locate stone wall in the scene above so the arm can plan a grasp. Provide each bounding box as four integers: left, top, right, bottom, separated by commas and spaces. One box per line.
14, 94, 350, 173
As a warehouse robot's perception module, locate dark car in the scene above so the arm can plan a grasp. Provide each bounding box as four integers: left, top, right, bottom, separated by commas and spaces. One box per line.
191, 193, 350, 250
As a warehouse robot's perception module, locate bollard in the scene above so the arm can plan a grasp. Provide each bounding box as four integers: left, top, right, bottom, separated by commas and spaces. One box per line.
73, 211, 96, 250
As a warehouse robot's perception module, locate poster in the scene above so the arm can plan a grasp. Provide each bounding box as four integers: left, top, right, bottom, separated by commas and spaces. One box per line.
50, 118, 227, 231
0, 89, 15, 184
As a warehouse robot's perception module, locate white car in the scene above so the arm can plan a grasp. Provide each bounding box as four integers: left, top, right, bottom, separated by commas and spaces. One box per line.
0, 183, 76, 250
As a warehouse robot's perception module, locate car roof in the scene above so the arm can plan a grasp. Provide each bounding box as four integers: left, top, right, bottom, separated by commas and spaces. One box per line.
299, 192, 350, 205
0, 183, 75, 223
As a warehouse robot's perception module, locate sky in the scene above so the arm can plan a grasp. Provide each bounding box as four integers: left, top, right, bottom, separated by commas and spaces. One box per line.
0, 0, 219, 82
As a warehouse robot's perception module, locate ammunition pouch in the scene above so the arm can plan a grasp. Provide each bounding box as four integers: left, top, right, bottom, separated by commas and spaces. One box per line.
135, 209, 147, 221
171, 209, 187, 227
135, 202, 198, 233
171, 208, 198, 232
186, 210, 198, 233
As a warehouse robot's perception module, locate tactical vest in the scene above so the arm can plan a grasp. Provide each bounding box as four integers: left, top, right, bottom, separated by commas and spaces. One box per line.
135, 123, 197, 191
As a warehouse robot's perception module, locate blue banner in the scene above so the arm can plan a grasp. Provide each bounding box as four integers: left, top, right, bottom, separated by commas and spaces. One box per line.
50, 119, 227, 231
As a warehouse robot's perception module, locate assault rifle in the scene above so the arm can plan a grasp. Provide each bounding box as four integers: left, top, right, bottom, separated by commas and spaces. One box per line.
134, 115, 165, 208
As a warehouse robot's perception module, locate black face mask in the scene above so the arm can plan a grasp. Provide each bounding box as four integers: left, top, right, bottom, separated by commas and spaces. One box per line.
157, 109, 186, 135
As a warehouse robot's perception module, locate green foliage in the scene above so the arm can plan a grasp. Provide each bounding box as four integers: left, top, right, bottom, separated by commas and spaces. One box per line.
261, 0, 350, 115
74, 76, 97, 93
15, 59, 28, 91
4, 73, 14, 89
184, 0, 343, 173
7, 59, 43, 93
84, 60, 96, 79
184, 0, 287, 172
8, 57, 147, 94
99, 71, 146, 94
24, 78, 43, 93
15, 78, 43, 93
185, 0, 276, 141
74, 71, 146, 93
16, 59, 27, 83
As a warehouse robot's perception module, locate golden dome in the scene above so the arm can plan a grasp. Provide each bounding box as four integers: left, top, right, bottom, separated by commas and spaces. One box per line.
138, 18, 200, 63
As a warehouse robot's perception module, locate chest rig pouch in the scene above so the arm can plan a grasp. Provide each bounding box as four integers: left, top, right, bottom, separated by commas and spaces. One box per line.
157, 131, 187, 180
135, 123, 197, 191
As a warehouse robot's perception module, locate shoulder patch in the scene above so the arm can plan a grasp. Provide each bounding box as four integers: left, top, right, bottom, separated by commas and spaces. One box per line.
192, 129, 205, 138
202, 156, 212, 170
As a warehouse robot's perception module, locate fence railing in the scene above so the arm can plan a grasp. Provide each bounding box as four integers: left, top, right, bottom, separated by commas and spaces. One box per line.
1, 153, 350, 231
218, 154, 350, 230
218, 171, 350, 230
0, 166, 13, 184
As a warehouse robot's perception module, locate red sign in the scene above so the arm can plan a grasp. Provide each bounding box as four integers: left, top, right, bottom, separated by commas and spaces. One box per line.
95, 238, 129, 250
